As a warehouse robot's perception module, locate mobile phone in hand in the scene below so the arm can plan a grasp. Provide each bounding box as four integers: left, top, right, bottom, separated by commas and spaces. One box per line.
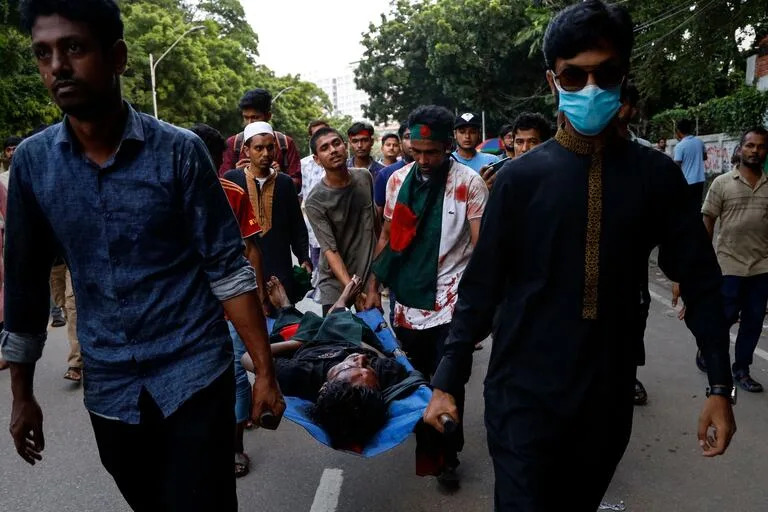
484, 156, 511, 176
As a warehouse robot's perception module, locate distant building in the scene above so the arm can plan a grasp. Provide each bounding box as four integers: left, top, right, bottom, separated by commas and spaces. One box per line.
306, 63, 371, 121
746, 35, 768, 91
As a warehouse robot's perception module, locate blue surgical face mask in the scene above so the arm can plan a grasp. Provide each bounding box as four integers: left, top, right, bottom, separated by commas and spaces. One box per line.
555, 82, 621, 137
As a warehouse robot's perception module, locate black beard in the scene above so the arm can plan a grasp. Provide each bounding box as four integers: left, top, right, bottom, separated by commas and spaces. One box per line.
742, 158, 765, 170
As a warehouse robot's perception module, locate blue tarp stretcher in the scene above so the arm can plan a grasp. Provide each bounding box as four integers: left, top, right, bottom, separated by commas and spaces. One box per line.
267, 309, 433, 458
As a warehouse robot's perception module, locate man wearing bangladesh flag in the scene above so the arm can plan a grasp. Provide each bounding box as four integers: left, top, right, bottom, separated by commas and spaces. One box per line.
366, 105, 489, 487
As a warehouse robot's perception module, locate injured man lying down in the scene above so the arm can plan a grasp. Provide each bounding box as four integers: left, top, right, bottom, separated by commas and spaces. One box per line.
243, 275, 414, 449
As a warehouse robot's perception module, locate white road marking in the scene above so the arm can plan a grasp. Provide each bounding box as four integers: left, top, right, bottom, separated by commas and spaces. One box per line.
648, 288, 768, 363
310, 468, 344, 512
647, 288, 673, 309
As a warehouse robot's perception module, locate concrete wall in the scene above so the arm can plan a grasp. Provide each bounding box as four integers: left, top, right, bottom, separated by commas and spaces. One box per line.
664, 133, 739, 176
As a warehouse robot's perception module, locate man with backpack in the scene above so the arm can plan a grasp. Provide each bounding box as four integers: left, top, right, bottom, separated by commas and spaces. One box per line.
219, 88, 302, 191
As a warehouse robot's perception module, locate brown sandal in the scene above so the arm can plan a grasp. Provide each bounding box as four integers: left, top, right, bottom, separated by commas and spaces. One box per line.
63, 367, 82, 382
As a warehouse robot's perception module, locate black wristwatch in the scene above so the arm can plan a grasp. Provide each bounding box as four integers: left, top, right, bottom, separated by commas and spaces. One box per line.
706, 385, 737, 405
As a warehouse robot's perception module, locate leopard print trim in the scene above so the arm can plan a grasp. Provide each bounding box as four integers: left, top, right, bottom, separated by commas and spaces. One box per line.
555, 127, 603, 319
582, 152, 602, 319
555, 127, 598, 155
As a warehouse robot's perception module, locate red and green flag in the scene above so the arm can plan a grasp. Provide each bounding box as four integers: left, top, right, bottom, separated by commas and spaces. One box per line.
372, 162, 447, 310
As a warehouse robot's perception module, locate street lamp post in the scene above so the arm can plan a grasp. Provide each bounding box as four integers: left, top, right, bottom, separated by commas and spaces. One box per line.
272, 86, 296, 103
149, 25, 205, 119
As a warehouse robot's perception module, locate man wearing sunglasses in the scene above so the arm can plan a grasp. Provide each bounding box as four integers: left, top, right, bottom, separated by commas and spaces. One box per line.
423, 1, 736, 510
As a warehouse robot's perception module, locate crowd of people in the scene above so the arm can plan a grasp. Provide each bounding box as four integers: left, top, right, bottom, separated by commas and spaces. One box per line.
1, 0, 766, 511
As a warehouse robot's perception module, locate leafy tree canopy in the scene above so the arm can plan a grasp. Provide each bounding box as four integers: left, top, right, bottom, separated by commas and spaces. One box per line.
1, 0, 333, 155
356, 0, 768, 138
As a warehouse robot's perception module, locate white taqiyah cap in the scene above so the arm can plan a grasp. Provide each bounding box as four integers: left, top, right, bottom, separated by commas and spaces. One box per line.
243, 121, 274, 142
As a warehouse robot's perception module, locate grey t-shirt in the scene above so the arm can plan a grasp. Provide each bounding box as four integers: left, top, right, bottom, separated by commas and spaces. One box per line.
305, 168, 376, 305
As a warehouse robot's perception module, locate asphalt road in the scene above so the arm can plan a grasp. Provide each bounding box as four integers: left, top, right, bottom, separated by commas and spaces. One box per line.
1, 266, 767, 512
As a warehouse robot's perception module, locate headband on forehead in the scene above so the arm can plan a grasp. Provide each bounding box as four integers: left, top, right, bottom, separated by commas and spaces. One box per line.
352, 129, 372, 138
410, 123, 452, 142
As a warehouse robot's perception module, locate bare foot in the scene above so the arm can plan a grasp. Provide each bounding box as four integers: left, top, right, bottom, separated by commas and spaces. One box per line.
266, 276, 291, 309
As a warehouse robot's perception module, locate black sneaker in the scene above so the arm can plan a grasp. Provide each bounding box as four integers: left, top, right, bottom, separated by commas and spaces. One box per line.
695, 350, 707, 373
50, 307, 66, 328
734, 372, 763, 393
634, 379, 648, 406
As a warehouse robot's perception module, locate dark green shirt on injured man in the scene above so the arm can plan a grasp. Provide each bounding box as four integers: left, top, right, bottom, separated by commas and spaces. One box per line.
272, 308, 408, 401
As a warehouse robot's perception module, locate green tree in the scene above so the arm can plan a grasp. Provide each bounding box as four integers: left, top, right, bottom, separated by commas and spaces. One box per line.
119, 0, 332, 148
121, 0, 259, 131
651, 87, 768, 139
631, 0, 766, 118
355, 0, 552, 132
358, 0, 768, 137
0, 2, 60, 140
356, 0, 449, 124
514, 0, 768, 135
195, 0, 259, 58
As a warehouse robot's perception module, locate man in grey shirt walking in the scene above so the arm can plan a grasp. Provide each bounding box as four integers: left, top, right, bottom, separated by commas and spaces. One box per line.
305, 127, 377, 315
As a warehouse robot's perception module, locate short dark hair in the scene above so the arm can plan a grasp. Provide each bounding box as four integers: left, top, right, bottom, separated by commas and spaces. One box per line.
397, 122, 409, 139
498, 123, 514, 139
4, 136, 23, 149
189, 124, 226, 171
19, 0, 124, 49
381, 133, 399, 145
511, 112, 552, 141
307, 119, 329, 135
347, 122, 374, 138
310, 126, 344, 155
407, 105, 454, 141
239, 88, 272, 114
676, 119, 694, 135
311, 381, 388, 449
740, 127, 768, 147
543, 0, 634, 70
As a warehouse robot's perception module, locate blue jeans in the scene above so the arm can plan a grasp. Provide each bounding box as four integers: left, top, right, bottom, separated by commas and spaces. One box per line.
722, 273, 768, 374
228, 322, 252, 423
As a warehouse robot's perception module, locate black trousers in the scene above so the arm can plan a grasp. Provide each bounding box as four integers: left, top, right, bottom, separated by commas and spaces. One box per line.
486, 372, 635, 511
396, 323, 465, 459
687, 182, 705, 212
90, 366, 237, 512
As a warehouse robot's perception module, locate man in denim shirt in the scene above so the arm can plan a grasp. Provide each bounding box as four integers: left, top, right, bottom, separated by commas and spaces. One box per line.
2, 1, 284, 510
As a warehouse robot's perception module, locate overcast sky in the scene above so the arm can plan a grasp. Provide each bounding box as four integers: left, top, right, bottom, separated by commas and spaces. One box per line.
243, 0, 393, 78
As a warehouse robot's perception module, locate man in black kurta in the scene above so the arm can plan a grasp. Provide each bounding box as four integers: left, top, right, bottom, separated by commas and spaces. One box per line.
423, 2, 736, 510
